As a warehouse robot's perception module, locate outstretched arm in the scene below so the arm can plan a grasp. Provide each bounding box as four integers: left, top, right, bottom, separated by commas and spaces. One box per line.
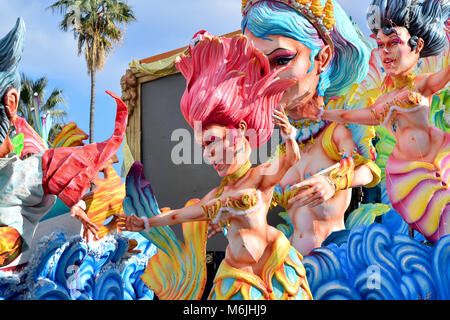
117, 188, 218, 232
419, 66, 450, 97
300, 98, 381, 126
300, 89, 424, 126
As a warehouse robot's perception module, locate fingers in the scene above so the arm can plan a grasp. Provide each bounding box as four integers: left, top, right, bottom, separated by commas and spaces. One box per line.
82, 224, 99, 242
116, 216, 127, 231
207, 223, 223, 238
113, 213, 127, 219
273, 109, 295, 137
291, 178, 315, 191
288, 176, 333, 207
307, 197, 324, 208
288, 186, 320, 206
294, 184, 318, 199
84, 223, 100, 241
289, 188, 325, 207
295, 90, 311, 104
207, 230, 218, 239
272, 111, 288, 126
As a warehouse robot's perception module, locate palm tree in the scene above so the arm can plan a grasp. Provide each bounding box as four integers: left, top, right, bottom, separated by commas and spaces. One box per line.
18, 73, 68, 147
47, 0, 136, 143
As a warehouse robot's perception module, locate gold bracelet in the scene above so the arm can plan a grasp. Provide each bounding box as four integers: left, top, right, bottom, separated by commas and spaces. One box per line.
324, 175, 337, 193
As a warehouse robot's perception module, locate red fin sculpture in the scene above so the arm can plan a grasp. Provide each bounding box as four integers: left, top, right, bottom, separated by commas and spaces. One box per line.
41, 91, 128, 208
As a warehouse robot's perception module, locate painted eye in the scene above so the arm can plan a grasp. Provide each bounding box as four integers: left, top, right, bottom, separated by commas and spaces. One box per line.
204, 136, 221, 148
275, 56, 293, 65
274, 54, 296, 66
377, 43, 384, 48
270, 53, 297, 66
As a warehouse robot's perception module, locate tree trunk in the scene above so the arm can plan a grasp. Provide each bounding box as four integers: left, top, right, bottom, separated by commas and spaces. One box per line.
89, 69, 96, 143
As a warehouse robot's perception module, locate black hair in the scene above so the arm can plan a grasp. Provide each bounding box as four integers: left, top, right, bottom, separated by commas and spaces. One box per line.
367, 0, 450, 57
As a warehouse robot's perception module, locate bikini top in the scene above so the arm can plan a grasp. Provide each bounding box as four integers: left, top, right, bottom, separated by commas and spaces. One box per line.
202, 190, 262, 226
271, 123, 381, 209
379, 95, 429, 126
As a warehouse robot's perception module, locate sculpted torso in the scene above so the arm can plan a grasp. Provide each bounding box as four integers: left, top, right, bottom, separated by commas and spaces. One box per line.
379, 92, 448, 164
214, 176, 282, 275
278, 129, 350, 254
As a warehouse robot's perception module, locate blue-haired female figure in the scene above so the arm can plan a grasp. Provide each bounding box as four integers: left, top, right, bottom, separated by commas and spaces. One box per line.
232, 0, 381, 255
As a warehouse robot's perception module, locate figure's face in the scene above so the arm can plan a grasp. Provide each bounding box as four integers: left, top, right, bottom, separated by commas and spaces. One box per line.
376, 27, 420, 77
0, 88, 18, 157
194, 123, 248, 177
245, 30, 321, 112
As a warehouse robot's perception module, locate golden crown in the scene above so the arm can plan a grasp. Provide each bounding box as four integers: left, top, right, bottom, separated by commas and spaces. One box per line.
242, 0, 336, 50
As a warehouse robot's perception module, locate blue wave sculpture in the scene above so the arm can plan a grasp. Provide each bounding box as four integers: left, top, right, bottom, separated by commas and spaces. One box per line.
303, 223, 450, 300
0, 232, 156, 300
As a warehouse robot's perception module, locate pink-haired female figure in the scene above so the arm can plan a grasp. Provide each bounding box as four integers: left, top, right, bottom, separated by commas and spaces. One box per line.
116, 32, 312, 300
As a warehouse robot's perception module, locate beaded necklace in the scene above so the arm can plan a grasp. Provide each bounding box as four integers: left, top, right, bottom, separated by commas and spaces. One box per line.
287, 118, 329, 149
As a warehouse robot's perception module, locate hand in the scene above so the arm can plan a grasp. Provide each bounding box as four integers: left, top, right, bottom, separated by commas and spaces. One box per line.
390, 88, 421, 105
207, 222, 223, 239
288, 175, 336, 208
114, 213, 146, 232
272, 105, 296, 138
374, 87, 417, 107
70, 205, 100, 242
296, 98, 324, 120
373, 89, 421, 121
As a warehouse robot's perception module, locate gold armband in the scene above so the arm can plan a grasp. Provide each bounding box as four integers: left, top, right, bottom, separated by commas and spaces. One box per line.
372, 91, 422, 124
328, 152, 355, 193
202, 199, 222, 221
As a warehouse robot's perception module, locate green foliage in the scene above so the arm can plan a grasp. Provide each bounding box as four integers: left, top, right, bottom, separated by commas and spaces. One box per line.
430, 90, 450, 133
47, 0, 136, 142
375, 126, 396, 184
345, 203, 390, 229
10, 133, 24, 156
17, 73, 67, 146
276, 211, 294, 239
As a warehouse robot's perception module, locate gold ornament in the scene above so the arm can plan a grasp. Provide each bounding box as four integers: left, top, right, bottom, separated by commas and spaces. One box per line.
242, 0, 336, 51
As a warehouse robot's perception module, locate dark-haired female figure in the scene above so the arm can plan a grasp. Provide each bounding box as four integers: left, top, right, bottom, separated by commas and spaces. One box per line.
300, 0, 450, 242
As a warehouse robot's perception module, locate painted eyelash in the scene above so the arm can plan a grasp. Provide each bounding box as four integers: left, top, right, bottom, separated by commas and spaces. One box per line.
203, 138, 221, 147
377, 38, 403, 47
270, 52, 297, 64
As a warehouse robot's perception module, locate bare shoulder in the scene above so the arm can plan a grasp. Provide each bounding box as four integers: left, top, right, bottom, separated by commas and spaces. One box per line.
414, 73, 430, 92
331, 123, 356, 150
332, 123, 353, 140
200, 186, 220, 203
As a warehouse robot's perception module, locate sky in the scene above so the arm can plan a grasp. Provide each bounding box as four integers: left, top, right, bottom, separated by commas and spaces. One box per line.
0, 0, 374, 175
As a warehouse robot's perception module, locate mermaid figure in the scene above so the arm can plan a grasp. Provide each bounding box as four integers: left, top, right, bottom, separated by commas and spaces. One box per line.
233, 0, 381, 255
116, 32, 312, 300
300, 0, 450, 242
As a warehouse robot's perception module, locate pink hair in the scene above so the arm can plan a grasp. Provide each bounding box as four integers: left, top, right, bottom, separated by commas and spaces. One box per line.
176, 32, 294, 148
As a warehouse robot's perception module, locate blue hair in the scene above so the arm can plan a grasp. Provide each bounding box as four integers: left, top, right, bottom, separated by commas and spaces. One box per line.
0, 18, 25, 144
242, 1, 371, 98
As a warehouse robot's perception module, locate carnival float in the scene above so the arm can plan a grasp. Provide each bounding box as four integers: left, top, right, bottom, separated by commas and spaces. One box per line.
0, 0, 449, 300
